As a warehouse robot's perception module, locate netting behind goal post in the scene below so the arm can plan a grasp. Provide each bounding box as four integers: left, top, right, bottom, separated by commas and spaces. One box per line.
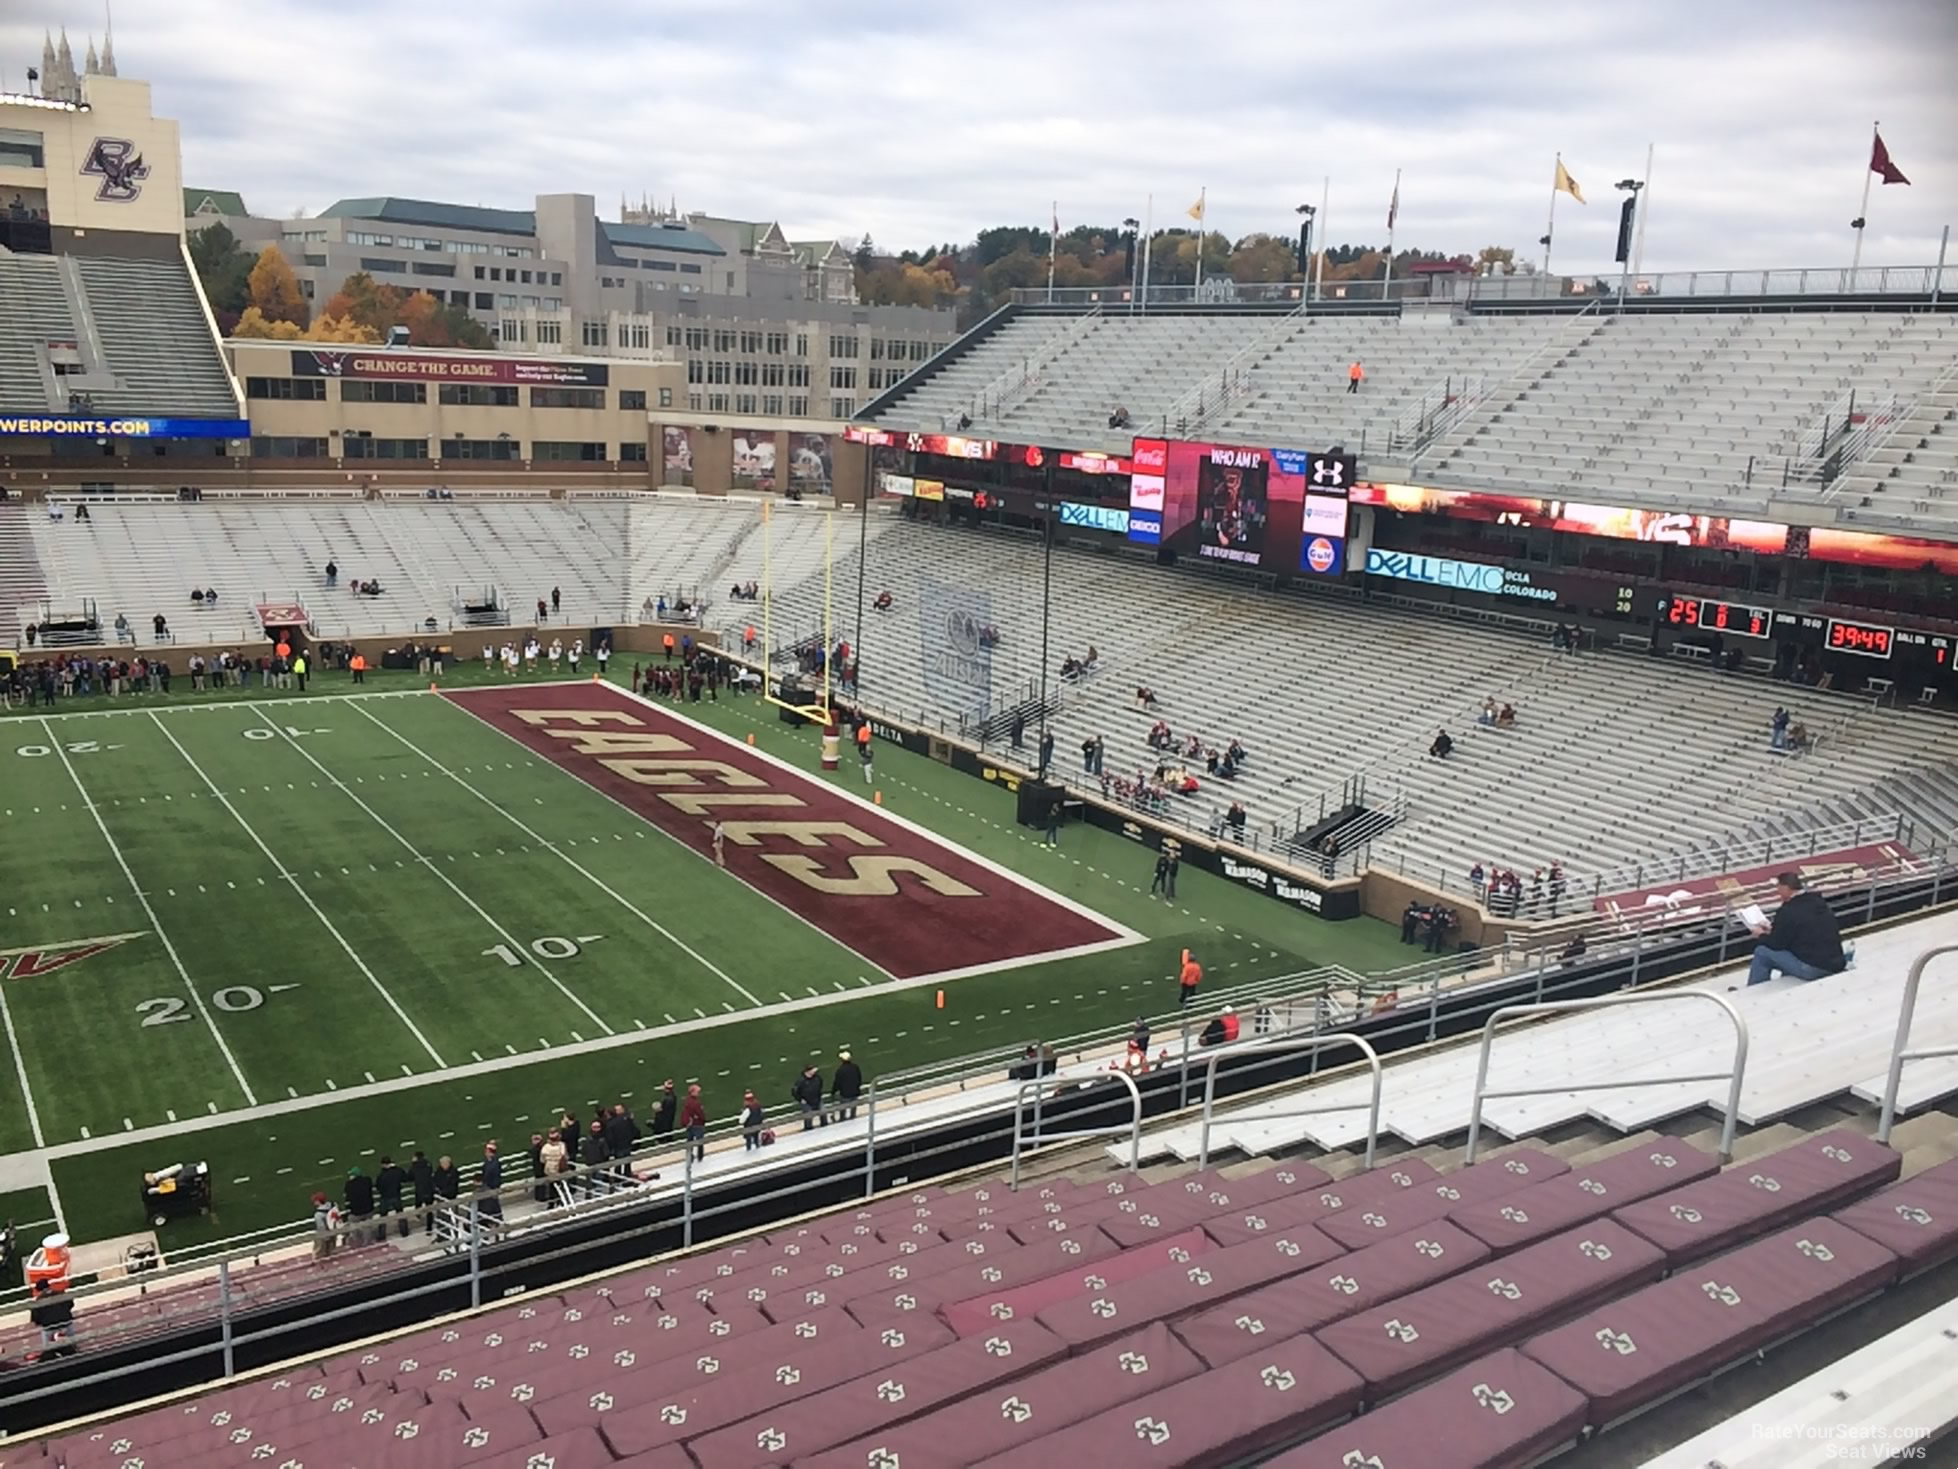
761, 498, 836, 725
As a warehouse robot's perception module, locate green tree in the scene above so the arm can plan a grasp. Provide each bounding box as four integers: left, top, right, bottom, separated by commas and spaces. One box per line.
188, 222, 253, 316
247, 245, 309, 327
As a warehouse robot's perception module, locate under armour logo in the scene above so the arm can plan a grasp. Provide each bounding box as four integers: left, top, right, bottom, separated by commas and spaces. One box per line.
1138, 1214, 1160, 1228
1001, 1395, 1033, 1424
614, 1349, 635, 1367
473, 1375, 494, 1390
1342, 1454, 1385, 1469
566, 1344, 589, 1360
212, 1412, 233, 1426
394, 1422, 421, 1441
1487, 1278, 1522, 1301
1701, 1282, 1742, 1307
1504, 1160, 1531, 1175
1235, 1313, 1266, 1334
1167, 1247, 1192, 1263
1434, 1185, 1461, 1200
1060, 1240, 1082, 1254
1242, 1213, 1267, 1231
1579, 1240, 1613, 1261
510, 1384, 535, 1402
867, 1450, 901, 1469
771, 1265, 791, 1277
805, 1289, 828, 1305
794, 1321, 817, 1339
1471, 1383, 1515, 1415
1083, 1273, 1108, 1290
696, 1355, 720, 1374
1320, 1192, 1344, 1208
1360, 1211, 1388, 1229
980, 1266, 1003, 1282
526, 1455, 558, 1469
888, 1265, 909, 1281
1118, 1351, 1149, 1374
1596, 1328, 1637, 1354
1392, 1170, 1412, 1186
1261, 1365, 1297, 1391
1312, 456, 1348, 487
1275, 1238, 1302, 1257
331, 1397, 355, 1412
1795, 1239, 1835, 1262
965, 1240, 987, 1254
1499, 1206, 1528, 1222
229, 1428, 253, 1443
990, 1302, 1014, 1319
893, 1294, 917, 1310
707, 1319, 730, 1335
1383, 1318, 1419, 1342
1134, 1417, 1171, 1447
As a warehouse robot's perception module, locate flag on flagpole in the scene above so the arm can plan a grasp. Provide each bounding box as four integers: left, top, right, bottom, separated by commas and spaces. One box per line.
1553, 159, 1585, 203
1870, 131, 1910, 185
1386, 177, 1399, 231
1052, 202, 1061, 236
1186, 193, 1206, 221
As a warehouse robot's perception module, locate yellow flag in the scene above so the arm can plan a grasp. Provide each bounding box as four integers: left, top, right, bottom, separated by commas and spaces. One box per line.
1186, 195, 1205, 221
1553, 160, 1585, 203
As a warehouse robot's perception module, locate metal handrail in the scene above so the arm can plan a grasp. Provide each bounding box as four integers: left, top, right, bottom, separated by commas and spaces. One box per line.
1464, 990, 1750, 1164
1008, 1070, 1141, 1188
1826, 359, 1958, 498
1409, 297, 1605, 473
1197, 1031, 1382, 1170
1876, 943, 1958, 1145
969, 307, 1102, 423
1157, 302, 1308, 437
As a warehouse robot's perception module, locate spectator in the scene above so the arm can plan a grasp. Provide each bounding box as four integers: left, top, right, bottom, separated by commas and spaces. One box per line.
411, 1150, 435, 1234
1789, 721, 1812, 753
1479, 696, 1497, 727
1037, 728, 1055, 778
311, 1193, 339, 1259
873, 590, 894, 612
1200, 1006, 1241, 1047
1043, 794, 1063, 847
29, 1282, 75, 1356
1151, 848, 1177, 898
793, 1064, 826, 1129
1497, 703, 1517, 729
539, 1130, 568, 1197
1470, 862, 1487, 898
1178, 949, 1203, 1007
1425, 906, 1455, 954
343, 1166, 375, 1244
432, 1154, 461, 1227
1225, 800, 1247, 838
376, 1155, 407, 1239
325, 560, 338, 588
153, 612, 168, 640
1430, 729, 1454, 758
832, 1050, 863, 1121
1108, 405, 1131, 429
1770, 706, 1791, 750
1347, 360, 1365, 393
551, 586, 561, 613
604, 1102, 640, 1166
1746, 872, 1846, 986
479, 1142, 503, 1229
653, 1079, 678, 1143
680, 1085, 709, 1163
740, 1091, 767, 1150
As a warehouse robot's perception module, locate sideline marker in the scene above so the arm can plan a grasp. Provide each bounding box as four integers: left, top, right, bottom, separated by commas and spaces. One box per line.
746, 733, 756, 746
874, 790, 883, 806
428, 682, 437, 692
935, 990, 945, 1009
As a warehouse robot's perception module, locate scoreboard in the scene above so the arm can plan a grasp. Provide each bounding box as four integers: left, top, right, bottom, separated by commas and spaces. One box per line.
1659, 596, 1952, 666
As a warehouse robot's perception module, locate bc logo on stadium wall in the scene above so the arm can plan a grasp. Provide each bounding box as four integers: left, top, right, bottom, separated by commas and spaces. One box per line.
80, 137, 151, 202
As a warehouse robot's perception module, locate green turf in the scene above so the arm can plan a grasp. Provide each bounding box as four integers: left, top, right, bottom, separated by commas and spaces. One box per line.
0, 672, 1407, 1243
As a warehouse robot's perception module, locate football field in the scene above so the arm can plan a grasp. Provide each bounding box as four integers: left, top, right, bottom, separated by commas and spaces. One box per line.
0, 674, 1409, 1241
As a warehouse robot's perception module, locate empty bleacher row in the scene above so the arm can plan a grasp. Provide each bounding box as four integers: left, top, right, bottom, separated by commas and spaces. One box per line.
27, 971, 1957, 1467
867, 303, 1958, 529
0, 248, 237, 419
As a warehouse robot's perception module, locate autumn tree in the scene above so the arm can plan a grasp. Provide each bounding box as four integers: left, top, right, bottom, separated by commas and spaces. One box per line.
247, 245, 309, 328
231, 306, 303, 340
1476, 245, 1517, 275
303, 313, 378, 343
321, 271, 402, 337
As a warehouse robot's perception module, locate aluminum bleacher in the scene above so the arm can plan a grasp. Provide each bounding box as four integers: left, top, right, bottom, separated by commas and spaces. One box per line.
0, 252, 77, 412
19, 922, 1955, 1467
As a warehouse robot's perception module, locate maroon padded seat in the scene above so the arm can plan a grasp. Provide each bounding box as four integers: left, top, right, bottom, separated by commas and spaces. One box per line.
973, 1331, 1364, 1469
1266, 1347, 1588, 1469
688, 1234, 928, 1317
609, 1449, 698, 1469
1522, 1216, 1900, 1427
53, 1368, 338, 1467
831, 1230, 1025, 1307
0, 1443, 41, 1465
845, 1230, 1120, 1326
106, 1382, 411, 1467
528, 1306, 866, 1437
1315, 1219, 1663, 1402
1832, 1155, 1958, 1276
346, 1297, 580, 1382
1317, 1148, 1568, 1252
794, 1322, 1205, 1469
1201, 1158, 1440, 1248
684, 1319, 1068, 1468
205, 1394, 468, 1467
939, 1227, 1214, 1336
359, 1403, 544, 1469
1611, 1129, 1901, 1266
587, 1313, 954, 1456
1450, 1139, 1719, 1253
1005, 1171, 1247, 1247
1097, 1163, 1331, 1248
408, 1302, 769, 1399
464, 1426, 622, 1469
1173, 1221, 1492, 1369
940, 1175, 1149, 1242
1036, 1226, 1345, 1354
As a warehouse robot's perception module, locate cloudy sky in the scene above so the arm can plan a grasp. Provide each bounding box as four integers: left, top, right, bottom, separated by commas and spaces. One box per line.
6, 0, 1954, 273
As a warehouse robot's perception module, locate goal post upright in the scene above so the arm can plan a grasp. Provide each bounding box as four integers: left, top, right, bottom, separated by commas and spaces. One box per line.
760, 498, 836, 725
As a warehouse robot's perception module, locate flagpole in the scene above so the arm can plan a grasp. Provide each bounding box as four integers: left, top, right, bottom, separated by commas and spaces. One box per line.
1630, 143, 1654, 280
1193, 187, 1206, 295
1382, 168, 1400, 301
1047, 200, 1057, 303
1851, 122, 1877, 278
1544, 153, 1561, 277
1312, 175, 1329, 302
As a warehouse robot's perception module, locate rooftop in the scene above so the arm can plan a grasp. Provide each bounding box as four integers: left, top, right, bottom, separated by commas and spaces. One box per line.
317, 195, 538, 237
600, 219, 725, 257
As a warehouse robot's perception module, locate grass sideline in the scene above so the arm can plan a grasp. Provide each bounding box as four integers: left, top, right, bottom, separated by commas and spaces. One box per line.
1, 668, 1407, 1243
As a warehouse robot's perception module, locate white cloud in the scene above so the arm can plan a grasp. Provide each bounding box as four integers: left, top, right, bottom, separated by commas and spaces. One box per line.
7, 0, 1953, 272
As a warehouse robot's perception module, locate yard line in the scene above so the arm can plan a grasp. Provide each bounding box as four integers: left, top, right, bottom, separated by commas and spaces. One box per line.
39, 719, 257, 1106
148, 713, 446, 1069
253, 709, 615, 1037
0, 980, 45, 1149
349, 700, 763, 1009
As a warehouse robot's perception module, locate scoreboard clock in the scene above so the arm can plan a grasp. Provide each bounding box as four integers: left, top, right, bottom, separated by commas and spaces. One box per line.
1662, 597, 1774, 638
1825, 617, 1895, 658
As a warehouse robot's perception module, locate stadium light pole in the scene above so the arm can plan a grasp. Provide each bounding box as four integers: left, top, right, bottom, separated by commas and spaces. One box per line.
1295, 204, 1316, 312
1036, 455, 1055, 764
1612, 177, 1643, 312
855, 444, 869, 698
1123, 217, 1140, 312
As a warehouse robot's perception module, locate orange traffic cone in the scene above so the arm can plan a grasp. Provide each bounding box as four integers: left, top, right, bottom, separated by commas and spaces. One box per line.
746, 733, 756, 746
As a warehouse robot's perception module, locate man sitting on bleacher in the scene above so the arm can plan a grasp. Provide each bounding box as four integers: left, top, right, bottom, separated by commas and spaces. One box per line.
1746, 872, 1846, 986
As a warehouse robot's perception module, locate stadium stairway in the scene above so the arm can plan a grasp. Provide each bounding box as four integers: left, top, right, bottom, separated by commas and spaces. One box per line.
0, 501, 50, 647
68, 253, 238, 419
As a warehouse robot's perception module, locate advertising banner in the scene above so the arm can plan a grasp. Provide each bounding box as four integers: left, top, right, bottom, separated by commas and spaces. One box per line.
1363, 548, 1559, 602
0, 415, 248, 439
290, 349, 608, 386
920, 577, 993, 718
661, 426, 693, 482
788, 432, 834, 493
733, 431, 776, 485
1059, 502, 1131, 534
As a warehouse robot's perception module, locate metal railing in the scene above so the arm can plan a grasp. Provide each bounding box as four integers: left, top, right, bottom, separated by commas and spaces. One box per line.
1464, 990, 1749, 1164
1822, 359, 1958, 498
1197, 1031, 1381, 1170
965, 307, 1102, 424
1574, 812, 1911, 904
1876, 942, 1958, 1145
1008, 1070, 1142, 1187
1157, 302, 1309, 438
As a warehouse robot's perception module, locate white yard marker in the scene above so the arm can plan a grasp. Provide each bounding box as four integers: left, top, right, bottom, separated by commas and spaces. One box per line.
148, 713, 447, 1069
39, 718, 257, 1106
0, 980, 45, 1148
349, 701, 761, 1009
256, 708, 616, 1036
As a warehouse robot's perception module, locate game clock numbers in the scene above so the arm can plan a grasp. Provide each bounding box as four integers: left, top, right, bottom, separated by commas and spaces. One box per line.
1664, 597, 1773, 638
1826, 618, 1895, 658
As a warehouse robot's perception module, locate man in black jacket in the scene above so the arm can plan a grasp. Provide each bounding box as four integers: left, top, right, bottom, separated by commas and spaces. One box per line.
375, 1155, 408, 1239
1747, 872, 1846, 985
604, 1103, 641, 1167
831, 1050, 863, 1121
410, 1150, 435, 1234
343, 1166, 376, 1245
652, 1080, 678, 1144
432, 1154, 460, 1236
793, 1064, 825, 1130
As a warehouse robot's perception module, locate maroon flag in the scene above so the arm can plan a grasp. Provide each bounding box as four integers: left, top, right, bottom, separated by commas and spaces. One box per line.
1870, 132, 1910, 185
